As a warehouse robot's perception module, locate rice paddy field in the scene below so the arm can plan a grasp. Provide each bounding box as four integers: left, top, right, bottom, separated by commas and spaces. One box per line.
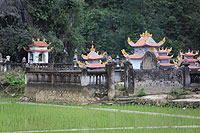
0, 98, 200, 133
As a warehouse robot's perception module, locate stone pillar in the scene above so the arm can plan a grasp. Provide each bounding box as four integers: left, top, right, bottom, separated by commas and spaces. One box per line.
183, 62, 191, 87
22, 57, 26, 69
81, 69, 89, 86
25, 73, 29, 85
6, 56, 11, 71
73, 49, 78, 69
51, 73, 54, 84
124, 61, 134, 93
116, 55, 120, 68
106, 62, 116, 100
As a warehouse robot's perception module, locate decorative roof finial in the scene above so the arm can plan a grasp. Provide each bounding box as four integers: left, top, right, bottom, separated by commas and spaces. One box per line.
90, 41, 95, 51
140, 31, 152, 37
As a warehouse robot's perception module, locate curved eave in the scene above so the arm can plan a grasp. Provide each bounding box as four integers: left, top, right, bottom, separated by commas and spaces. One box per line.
79, 64, 105, 68
189, 66, 200, 69
156, 50, 171, 54
130, 43, 163, 47
27, 49, 52, 52
83, 56, 103, 60
88, 64, 105, 68
179, 59, 198, 62
28, 45, 49, 47
157, 56, 173, 60
127, 54, 144, 59
160, 63, 175, 66
183, 53, 198, 57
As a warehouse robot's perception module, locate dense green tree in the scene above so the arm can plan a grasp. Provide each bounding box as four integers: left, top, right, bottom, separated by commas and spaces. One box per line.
0, 0, 199, 62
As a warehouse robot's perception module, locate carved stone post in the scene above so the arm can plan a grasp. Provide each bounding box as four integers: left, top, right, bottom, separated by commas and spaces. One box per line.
106, 62, 116, 100
6, 55, 11, 71
81, 69, 89, 86
124, 61, 134, 93
73, 49, 78, 69
183, 62, 191, 88
116, 55, 120, 68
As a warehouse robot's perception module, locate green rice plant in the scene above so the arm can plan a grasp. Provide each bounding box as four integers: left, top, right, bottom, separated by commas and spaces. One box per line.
0, 98, 199, 132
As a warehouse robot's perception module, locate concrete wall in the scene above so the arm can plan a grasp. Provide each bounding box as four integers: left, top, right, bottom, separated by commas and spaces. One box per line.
25, 83, 97, 104
134, 68, 183, 94
25, 69, 109, 103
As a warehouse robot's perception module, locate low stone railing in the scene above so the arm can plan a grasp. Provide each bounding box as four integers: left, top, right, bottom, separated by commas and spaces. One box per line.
0, 62, 22, 72
28, 63, 74, 71
81, 69, 107, 86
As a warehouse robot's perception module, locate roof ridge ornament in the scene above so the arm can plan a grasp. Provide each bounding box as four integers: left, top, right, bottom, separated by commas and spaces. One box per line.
127, 37, 135, 45
140, 31, 152, 37
158, 37, 166, 44
90, 45, 95, 51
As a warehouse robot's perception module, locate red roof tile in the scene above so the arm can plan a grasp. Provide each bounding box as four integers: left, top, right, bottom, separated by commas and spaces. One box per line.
179, 59, 198, 62
83, 51, 103, 60
29, 41, 49, 47
27, 49, 51, 52
157, 50, 171, 54
183, 53, 198, 57
83, 56, 103, 60
189, 66, 200, 69
157, 56, 172, 60
160, 63, 174, 66
88, 64, 105, 68
129, 37, 163, 47
127, 54, 144, 59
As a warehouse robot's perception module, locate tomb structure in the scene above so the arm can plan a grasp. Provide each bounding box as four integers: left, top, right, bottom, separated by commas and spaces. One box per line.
157, 47, 175, 69
78, 44, 107, 68
122, 31, 165, 69
178, 50, 200, 70
24, 38, 53, 64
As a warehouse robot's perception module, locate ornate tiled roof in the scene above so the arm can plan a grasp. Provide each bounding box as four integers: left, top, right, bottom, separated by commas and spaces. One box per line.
78, 44, 107, 68
24, 38, 53, 52
128, 31, 165, 47
29, 41, 49, 47
181, 50, 199, 57
81, 45, 104, 60
156, 47, 172, 54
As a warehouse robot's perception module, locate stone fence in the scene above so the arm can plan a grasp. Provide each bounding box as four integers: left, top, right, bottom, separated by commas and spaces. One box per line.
25, 63, 122, 102
133, 68, 183, 94
24, 61, 199, 103
0, 62, 22, 72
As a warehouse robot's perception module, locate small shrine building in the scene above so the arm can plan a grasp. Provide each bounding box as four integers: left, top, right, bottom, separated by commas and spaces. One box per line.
24, 38, 53, 64
78, 44, 107, 68
122, 31, 166, 69
178, 50, 200, 70
157, 47, 175, 69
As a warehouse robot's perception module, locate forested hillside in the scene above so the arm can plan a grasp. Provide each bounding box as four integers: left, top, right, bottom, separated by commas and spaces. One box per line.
0, 0, 199, 62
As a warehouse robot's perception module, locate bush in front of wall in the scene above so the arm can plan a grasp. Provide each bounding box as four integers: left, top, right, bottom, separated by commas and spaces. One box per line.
0, 68, 25, 94
138, 88, 146, 97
